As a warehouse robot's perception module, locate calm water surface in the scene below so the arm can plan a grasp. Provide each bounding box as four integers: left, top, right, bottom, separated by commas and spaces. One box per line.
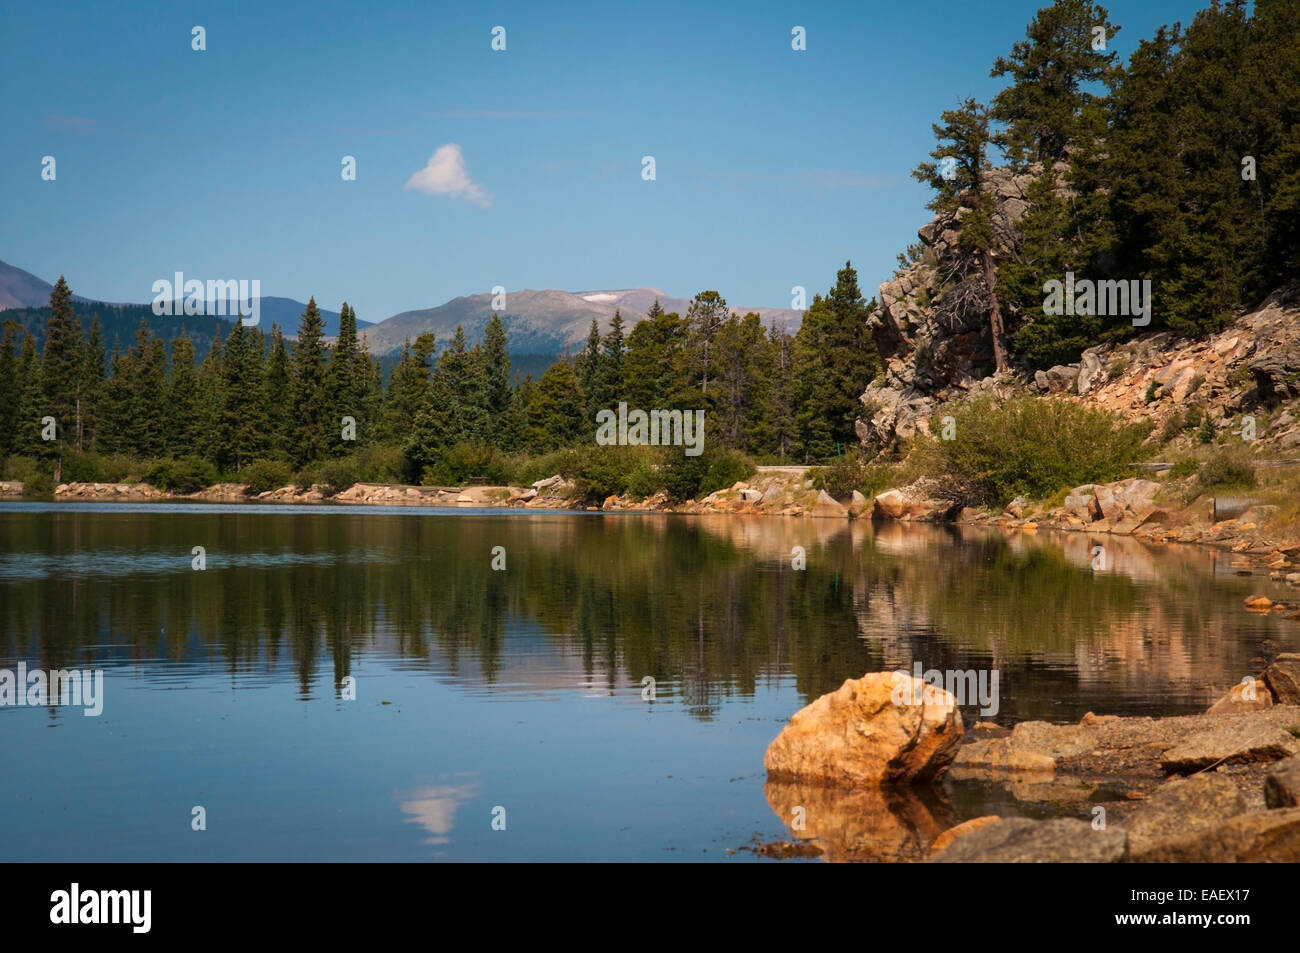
1, 502, 1295, 861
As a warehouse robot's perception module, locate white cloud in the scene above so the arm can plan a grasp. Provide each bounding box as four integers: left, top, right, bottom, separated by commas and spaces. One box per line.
404, 143, 492, 207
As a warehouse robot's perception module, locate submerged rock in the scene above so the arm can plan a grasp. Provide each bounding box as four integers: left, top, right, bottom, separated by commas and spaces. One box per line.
764, 672, 964, 786
930, 815, 1001, 854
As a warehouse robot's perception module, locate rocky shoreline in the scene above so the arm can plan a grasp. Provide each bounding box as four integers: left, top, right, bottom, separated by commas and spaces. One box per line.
17, 469, 1300, 574
760, 662, 1300, 862
18, 468, 865, 519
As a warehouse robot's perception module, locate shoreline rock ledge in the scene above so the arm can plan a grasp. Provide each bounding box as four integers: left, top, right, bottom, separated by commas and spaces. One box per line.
764, 672, 964, 786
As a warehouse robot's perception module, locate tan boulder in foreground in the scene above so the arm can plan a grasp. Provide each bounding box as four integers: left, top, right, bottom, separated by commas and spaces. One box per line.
764, 672, 964, 786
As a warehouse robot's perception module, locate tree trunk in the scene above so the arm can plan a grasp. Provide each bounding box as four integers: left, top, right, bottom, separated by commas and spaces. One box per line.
982, 250, 1008, 374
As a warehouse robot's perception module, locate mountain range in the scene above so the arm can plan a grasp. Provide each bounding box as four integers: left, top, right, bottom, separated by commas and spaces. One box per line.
0, 258, 803, 359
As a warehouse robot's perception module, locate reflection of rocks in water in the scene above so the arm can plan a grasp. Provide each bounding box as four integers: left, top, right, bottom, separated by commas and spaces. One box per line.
764, 780, 957, 862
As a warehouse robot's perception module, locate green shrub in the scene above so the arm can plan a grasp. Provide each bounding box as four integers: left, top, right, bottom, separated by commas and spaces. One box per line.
660, 453, 709, 503
1197, 414, 1218, 444
241, 459, 295, 495
1144, 381, 1159, 403
809, 454, 864, 499
2, 455, 53, 495
296, 457, 360, 495
421, 441, 512, 486
1197, 449, 1256, 490
512, 449, 579, 488
928, 395, 1150, 507
624, 454, 662, 499
1168, 459, 1198, 480
145, 456, 218, 494
698, 449, 756, 497
60, 450, 150, 483
352, 444, 413, 484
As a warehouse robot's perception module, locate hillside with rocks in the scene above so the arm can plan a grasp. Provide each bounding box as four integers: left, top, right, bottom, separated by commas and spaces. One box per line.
855, 153, 1300, 457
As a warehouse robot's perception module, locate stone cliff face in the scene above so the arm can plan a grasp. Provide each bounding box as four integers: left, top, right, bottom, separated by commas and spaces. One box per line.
858, 166, 1041, 448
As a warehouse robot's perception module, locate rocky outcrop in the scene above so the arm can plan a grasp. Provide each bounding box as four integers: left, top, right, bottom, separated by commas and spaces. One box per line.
764, 672, 964, 786
0, 481, 24, 497
188, 483, 250, 502
872, 481, 950, 522
55, 482, 167, 501
857, 166, 1055, 448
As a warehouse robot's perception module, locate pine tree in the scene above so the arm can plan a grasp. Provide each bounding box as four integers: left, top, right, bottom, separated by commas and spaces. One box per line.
328, 302, 365, 454
263, 324, 293, 455
380, 333, 434, 445
96, 339, 131, 455
291, 298, 330, 466
41, 276, 85, 460
822, 263, 882, 436
576, 318, 603, 423
217, 320, 267, 471
989, 0, 1120, 166
682, 291, 729, 398
81, 316, 105, 452
196, 327, 223, 461
762, 324, 797, 460
792, 296, 839, 460
0, 321, 23, 458
16, 335, 46, 455
595, 309, 627, 412
408, 326, 471, 468
913, 100, 1009, 372
166, 332, 203, 456
523, 361, 585, 452
713, 311, 771, 450
481, 313, 513, 439
624, 303, 685, 409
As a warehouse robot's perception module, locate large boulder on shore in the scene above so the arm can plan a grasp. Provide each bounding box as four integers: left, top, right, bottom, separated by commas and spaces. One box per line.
764, 672, 964, 786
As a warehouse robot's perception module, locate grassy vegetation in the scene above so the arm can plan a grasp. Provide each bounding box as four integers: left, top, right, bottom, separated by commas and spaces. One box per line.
917, 395, 1151, 508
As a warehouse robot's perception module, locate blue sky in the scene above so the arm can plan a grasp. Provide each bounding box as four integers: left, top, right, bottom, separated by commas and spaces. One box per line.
1, 0, 1211, 322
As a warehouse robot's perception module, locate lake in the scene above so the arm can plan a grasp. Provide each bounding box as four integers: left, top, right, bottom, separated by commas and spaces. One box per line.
1, 502, 1295, 861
